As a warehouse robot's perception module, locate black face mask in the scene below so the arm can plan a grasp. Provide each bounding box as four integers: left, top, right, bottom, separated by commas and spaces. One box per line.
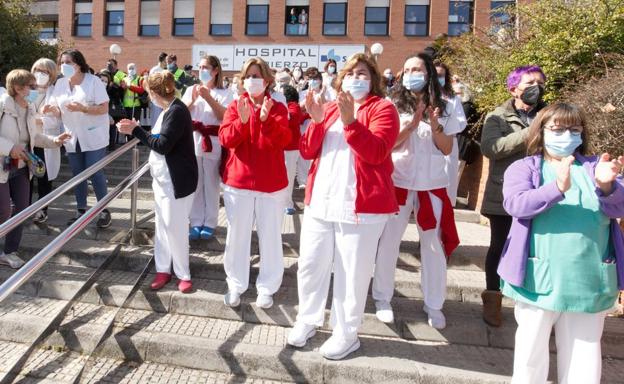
107, 64, 114, 73
520, 84, 544, 106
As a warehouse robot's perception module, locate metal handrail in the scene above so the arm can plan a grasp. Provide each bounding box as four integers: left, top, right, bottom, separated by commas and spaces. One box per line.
0, 161, 150, 303
0, 138, 141, 238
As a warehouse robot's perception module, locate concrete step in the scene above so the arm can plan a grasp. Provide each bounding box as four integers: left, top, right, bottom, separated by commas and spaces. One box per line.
19, 305, 624, 384
0, 340, 289, 384
2, 261, 623, 360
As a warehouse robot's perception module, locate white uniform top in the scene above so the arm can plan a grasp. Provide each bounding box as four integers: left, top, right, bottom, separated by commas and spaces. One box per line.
392, 100, 464, 191
149, 64, 164, 75
308, 119, 388, 224
34, 86, 62, 180
148, 112, 175, 197
182, 86, 234, 159
51, 74, 109, 152
0, 87, 6, 97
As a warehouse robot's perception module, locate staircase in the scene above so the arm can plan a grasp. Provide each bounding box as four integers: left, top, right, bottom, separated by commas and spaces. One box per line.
0, 148, 622, 383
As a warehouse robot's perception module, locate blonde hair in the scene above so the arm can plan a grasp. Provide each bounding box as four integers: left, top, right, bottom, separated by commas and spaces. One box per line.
526, 103, 591, 156
239, 57, 274, 91
146, 71, 176, 100
6, 69, 35, 97
31, 58, 58, 86
335, 53, 384, 98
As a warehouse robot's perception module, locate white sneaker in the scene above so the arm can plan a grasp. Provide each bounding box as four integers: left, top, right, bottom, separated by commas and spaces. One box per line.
423, 304, 446, 329
0, 252, 25, 269
319, 335, 360, 360
374, 300, 394, 323
287, 322, 316, 347
224, 290, 241, 307
255, 294, 273, 309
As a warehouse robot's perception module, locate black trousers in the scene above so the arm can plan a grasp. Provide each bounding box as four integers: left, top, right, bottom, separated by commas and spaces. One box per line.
29, 146, 53, 212
483, 214, 513, 291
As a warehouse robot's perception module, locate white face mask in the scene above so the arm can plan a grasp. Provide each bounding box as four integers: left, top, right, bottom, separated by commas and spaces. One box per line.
293, 70, 302, 80
244, 78, 266, 97
34, 72, 50, 87
128, 68, 137, 77
341, 78, 370, 100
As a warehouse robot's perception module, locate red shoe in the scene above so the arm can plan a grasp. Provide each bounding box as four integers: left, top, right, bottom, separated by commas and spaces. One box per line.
151, 273, 171, 290
178, 280, 193, 293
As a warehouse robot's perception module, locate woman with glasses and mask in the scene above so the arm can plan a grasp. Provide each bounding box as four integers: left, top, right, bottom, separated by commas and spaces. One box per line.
0, 69, 70, 269
29, 58, 62, 224
499, 103, 624, 384
50, 49, 112, 228
287, 53, 399, 360
219, 57, 290, 310
372, 53, 461, 330
182, 55, 233, 241
480, 65, 547, 327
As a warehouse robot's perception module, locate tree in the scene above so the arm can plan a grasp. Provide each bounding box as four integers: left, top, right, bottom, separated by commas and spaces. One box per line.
440, 0, 624, 117
0, 0, 58, 85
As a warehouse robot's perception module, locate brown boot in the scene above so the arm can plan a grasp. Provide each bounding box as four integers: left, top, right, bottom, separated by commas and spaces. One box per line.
481, 290, 503, 327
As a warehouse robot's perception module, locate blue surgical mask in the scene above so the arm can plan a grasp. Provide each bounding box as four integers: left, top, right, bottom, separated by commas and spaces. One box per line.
167, 63, 176, 71
403, 73, 426, 92
544, 129, 582, 157
199, 69, 212, 84
308, 79, 320, 90
61, 63, 75, 78
25, 89, 38, 103
328, 66, 336, 74
341, 78, 370, 100
438, 76, 446, 87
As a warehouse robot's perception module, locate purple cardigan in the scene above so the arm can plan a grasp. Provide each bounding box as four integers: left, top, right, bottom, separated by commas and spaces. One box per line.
497, 153, 624, 289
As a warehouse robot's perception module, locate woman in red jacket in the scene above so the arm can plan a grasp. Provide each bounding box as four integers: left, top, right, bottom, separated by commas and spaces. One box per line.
218, 57, 291, 310
286, 53, 400, 360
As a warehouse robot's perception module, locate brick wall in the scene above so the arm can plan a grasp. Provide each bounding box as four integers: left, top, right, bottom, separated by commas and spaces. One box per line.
56, 0, 507, 75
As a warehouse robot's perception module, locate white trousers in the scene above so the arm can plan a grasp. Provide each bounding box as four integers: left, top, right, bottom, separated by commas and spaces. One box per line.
223, 187, 286, 296
296, 121, 311, 186
512, 301, 606, 384
153, 184, 194, 281
284, 150, 299, 209
190, 156, 221, 228
296, 214, 386, 339
446, 138, 460, 206
373, 190, 447, 310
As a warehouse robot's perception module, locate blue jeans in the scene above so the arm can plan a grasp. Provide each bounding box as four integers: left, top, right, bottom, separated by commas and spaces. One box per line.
66, 142, 107, 210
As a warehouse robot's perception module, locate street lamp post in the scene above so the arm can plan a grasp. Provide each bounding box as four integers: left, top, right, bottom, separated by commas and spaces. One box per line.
109, 44, 122, 60
370, 43, 384, 62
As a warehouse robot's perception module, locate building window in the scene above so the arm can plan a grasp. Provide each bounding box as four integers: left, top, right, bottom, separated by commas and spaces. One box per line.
323, 2, 347, 36
173, 0, 194, 36
38, 20, 59, 39
73, 1, 92, 37
448, 0, 474, 36
246, 4, 269, 36
404, 2, 429, 36
364, 7, 389, 36
140, 0, 160, 36
105, 1, 124, 37
285, 1, 309, 36
490, 0, 515, 33
211, 0, 233, 36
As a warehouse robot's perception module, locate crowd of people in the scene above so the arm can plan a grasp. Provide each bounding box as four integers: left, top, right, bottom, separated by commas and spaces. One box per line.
0, 47, 622, 383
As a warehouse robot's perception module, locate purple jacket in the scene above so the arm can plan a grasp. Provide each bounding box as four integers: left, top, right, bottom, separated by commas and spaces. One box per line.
497, 153, 624, 289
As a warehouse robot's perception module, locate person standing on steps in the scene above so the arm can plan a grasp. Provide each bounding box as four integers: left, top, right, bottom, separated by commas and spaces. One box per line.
372, 53, 461, 329
480, 65, 547, 327
30, 58, 63, 224
282, 85, 304, 215
0, 69, 70, 269
149, 52, 168, 127
219, 57, 291, 311
499, 103, 624, 384
51, 49, 113, 228
287, 53, 399, 360
183, 55, 233, 241
117, 72, 198, 294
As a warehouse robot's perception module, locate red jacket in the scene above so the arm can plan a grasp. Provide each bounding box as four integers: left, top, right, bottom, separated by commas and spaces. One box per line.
300, 95, 400, 214
219, 92, 291, 193
285, 101, 304, 151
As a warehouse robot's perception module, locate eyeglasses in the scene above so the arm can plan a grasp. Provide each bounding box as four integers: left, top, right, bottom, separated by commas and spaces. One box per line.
544, 125, 583, 136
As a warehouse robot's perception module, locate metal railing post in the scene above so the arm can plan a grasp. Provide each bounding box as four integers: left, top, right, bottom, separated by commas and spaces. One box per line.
130, 146, 139, 234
